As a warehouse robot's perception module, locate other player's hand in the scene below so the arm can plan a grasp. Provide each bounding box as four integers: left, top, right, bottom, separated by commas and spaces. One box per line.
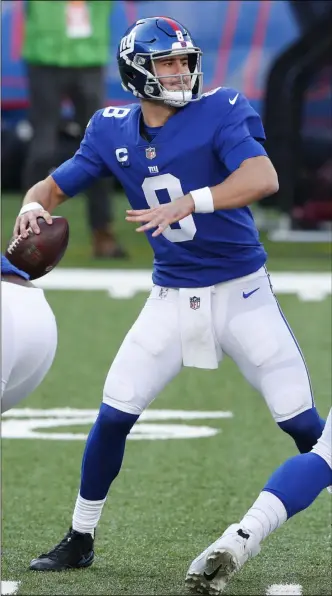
126, 194, 195, 237
14, 207, 53, 239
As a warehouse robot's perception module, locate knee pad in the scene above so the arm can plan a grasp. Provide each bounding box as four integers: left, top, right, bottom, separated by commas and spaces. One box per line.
103, 346, 156, 416
103, 371, 144, 416
278, 407, 325, 453
261, 363, 313, 422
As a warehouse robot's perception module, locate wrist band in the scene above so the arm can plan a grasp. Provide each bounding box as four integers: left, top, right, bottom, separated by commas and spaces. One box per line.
190, 187, 214, 213
19, 202, 44, 215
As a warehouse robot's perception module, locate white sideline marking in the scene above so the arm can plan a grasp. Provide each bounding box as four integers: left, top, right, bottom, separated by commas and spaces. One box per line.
33, 269, 332, 301
266, 584, 302, 595
1, 581, 20, 595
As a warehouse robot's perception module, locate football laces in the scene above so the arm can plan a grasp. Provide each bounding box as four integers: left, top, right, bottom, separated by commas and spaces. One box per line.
7, 227, 33, 254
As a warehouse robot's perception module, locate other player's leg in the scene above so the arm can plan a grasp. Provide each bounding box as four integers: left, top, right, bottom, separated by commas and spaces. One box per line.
30, 287, 183, 571
186, 409, 332, 594
1, 282, 57, 412
1, 283, 15, 403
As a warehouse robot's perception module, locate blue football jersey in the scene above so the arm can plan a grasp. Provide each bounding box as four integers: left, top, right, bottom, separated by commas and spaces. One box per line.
52, 87, 268, 288
1, 253, 30, 279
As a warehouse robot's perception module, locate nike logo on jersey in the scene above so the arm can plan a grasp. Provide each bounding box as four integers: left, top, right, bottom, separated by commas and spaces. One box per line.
243, 287, 260, 299
229, 93, 239, 105
204, 564, 222, 581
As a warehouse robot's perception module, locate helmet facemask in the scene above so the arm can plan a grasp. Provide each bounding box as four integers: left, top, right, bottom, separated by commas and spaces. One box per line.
132, 48, 203, 107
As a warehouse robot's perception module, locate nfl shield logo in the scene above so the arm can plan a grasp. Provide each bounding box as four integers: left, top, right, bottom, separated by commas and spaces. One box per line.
190, 296, 200, 310
145, 147, 156, 160
159, 287, 168, 299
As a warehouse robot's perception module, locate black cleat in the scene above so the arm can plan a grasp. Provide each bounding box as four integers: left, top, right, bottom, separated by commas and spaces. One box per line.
29, 527, 94, 571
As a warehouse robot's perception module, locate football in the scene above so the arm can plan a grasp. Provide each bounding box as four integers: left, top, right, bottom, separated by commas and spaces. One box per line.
5, 216, 69, 280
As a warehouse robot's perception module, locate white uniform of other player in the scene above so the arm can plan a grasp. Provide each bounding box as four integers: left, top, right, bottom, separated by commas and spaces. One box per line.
1, 280, 57, 413
185, 408, 332, 595
312, 407, 332, 468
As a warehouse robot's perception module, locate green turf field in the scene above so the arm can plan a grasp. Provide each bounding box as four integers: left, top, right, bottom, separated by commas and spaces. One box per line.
1, 194, 332, 595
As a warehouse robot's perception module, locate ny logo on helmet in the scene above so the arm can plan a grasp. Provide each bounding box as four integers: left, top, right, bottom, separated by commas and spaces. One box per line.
119, 32, 136, 57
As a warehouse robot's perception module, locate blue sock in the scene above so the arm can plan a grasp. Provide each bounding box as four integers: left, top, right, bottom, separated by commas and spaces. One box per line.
80, 403, 139, 500
278, 407, 325, 453
264, 452, 332, 518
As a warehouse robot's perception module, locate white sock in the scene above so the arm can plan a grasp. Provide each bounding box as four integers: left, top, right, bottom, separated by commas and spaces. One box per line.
239, 490, 287, 543
72, 493, 107, 537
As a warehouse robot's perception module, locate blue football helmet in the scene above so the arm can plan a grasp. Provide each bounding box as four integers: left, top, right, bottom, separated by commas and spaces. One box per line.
117, 16, 203, 107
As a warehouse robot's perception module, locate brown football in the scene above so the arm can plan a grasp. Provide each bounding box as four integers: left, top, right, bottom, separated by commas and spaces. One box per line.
5, 216, 69, 280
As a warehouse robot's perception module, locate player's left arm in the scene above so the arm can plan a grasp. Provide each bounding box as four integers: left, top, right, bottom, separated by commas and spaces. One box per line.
206, 91, 278, 210
207, 154, 278, 210
126, 155, 277, 235
126, 92, 278, 236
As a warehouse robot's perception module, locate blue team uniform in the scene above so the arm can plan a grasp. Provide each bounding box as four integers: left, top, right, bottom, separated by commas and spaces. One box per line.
24, 16, 327, 576
52, 87, 268, 288
1, 253, 30, 280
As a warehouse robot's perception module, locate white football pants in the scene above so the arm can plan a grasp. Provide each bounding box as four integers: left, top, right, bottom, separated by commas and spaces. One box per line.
103, 267, 314, 423
1, 281, 57, 413
312, 408, 332, 469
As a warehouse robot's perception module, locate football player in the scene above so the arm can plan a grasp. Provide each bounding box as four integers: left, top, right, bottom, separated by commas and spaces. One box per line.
1, 253, 57, 413
186, 408, 332, 594
13, 17, 326, 573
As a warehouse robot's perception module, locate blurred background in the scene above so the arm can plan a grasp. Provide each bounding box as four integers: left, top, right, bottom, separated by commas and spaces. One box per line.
1, 0, 332, 263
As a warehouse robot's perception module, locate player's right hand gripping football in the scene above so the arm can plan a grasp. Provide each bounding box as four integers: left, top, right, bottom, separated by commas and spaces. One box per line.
14, 205, 53, 239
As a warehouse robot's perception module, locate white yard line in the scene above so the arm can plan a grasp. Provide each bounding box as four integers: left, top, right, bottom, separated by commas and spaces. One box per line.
1, 581, 20, 595
1, 408, 233, 441
266, 584, 302, 595
33, 269, 332, 301
2, 408, 233, 420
